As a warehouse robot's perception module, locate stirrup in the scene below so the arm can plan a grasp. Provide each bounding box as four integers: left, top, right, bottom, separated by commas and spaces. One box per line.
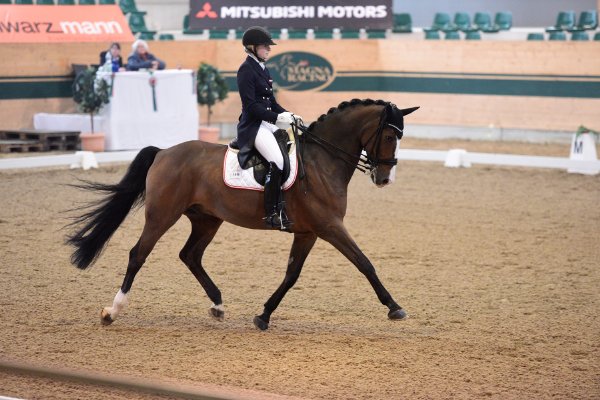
264, 208, 292, 231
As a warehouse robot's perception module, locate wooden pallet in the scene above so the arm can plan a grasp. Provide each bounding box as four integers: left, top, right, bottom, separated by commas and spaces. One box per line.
0, 130, 80, 151
0, 140, 45, 153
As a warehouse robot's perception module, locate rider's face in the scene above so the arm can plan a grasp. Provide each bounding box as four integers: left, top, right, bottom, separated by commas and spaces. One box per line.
255, 45, 271, 61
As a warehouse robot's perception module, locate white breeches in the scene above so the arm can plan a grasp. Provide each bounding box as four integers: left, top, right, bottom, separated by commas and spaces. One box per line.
254, 121, 284, 170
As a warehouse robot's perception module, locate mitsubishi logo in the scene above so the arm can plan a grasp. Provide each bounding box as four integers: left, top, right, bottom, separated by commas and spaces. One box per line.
196, 2, 218, 19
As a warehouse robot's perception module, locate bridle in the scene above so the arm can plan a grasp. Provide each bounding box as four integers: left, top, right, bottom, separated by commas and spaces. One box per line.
291, 106, 403, 175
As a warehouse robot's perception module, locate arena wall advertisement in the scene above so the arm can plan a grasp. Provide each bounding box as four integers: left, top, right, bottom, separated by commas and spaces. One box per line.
189, 0, 392, 30
0, 5, 133, 43
0, 40, 599, 132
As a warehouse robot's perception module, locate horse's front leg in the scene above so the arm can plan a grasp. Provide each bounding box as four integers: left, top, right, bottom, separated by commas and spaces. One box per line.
319, 224, 407, 320
254, 232, 317, 330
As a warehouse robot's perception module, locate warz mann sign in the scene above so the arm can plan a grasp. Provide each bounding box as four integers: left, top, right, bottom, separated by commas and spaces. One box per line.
189, 0, 392, 30
0, 5, 133, 43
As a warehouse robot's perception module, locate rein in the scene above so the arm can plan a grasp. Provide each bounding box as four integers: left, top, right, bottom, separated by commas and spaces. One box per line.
291, 107, 403, 176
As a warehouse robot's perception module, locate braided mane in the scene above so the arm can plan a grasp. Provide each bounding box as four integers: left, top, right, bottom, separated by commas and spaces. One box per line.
307, 99, 391, 131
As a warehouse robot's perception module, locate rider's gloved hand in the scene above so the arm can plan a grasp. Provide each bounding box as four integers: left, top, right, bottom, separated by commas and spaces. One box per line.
275, 112, 295, 130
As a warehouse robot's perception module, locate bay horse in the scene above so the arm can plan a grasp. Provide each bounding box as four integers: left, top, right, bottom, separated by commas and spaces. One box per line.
67, 98, 419, 330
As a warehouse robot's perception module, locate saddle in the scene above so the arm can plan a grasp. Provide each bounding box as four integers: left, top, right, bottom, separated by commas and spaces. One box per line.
228, 129, 292, 186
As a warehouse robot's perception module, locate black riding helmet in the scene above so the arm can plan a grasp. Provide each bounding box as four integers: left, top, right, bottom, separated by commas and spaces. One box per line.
242, 26, 277, 47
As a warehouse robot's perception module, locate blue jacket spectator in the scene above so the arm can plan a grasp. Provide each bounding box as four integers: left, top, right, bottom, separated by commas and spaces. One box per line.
126, 39, 166, 71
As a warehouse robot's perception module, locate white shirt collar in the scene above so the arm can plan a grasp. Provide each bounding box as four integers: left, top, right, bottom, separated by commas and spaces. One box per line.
247, 53, 265, 70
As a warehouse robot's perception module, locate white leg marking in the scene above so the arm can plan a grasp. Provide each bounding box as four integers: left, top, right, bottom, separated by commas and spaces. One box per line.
106, 289, 128, 319
211, 303, 224, 312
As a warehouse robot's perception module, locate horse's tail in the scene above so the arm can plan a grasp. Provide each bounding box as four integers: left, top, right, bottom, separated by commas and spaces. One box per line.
66, 146, 161, 270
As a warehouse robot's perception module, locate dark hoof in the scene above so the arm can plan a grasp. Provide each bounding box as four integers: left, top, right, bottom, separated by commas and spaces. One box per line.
388, 308, 408, 320
253, 315, 269, 331
100, 309, 114, 326
208, 307, 225, 322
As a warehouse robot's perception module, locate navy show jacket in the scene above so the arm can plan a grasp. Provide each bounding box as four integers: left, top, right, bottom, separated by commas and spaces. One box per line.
236, 56, 286, 168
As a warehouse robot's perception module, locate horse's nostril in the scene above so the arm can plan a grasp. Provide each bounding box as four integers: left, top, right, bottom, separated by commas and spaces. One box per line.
382, 179, 390, 185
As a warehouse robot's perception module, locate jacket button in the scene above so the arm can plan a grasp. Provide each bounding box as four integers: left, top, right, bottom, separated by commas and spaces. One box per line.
267, 107, 271, 110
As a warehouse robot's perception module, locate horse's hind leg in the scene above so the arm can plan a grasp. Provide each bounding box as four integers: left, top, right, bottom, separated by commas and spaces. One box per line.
254, 232, 317, 330
101, 209, 181, 325
179, 213, 224, 321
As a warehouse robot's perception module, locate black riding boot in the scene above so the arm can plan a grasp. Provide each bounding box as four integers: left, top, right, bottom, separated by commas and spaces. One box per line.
264, 162, 292, 230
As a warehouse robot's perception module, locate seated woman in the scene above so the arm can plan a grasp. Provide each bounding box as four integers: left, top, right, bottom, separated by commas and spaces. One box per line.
126, 40, 166, 71
99, 42, 125, 72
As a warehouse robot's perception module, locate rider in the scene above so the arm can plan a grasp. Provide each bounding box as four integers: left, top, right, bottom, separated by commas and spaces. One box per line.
236, 26, 303, 230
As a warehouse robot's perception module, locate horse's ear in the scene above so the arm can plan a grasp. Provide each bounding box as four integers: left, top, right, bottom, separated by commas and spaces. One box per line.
399, 106, 420, 116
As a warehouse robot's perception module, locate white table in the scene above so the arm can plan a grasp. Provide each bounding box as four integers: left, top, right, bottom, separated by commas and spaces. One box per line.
35, 70, 199, 151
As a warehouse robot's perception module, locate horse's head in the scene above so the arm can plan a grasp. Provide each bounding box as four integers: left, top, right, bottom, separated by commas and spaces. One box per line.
362, 104, 419, 187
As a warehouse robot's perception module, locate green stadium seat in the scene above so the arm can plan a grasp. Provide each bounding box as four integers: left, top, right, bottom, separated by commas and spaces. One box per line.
340, 30, 360, 39
36, 0, 55, 4
15, 0, 34, 4
119, 0, 139, 14
465, 31, 481, 40
57, 0, 75, 4
425, 30, 440, 40
99, 0, 115, 4
454, 12, 477, 32
445, 31, 460, 40
208, 30, 228, 39
287, 29, 307, 39
314, 29, 333, 39
0, 0, 12, 4
527, 33, 544, 41
269, 29, 280, 39
571, 31, 589, 40
235, 30, 244, 39
546, 11, 575, 32
594, 32, 600, 41
494, 11, 512, 30
367, 29, 386, 39
182, 14, 202, 34
549, 31, 566, 40
79, 0, 96, 4
392, 13, 412, 33
474, 12, 491, 30
426, 12, 457, 32
158, 33, 174, 41
568, 11, 598, 31
128, 12, 149, 32
137, 31, 154, 40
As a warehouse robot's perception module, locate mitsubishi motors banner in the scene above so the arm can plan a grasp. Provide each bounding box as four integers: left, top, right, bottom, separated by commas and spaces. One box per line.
189, 0, 392, 30
0, 5, 133, 43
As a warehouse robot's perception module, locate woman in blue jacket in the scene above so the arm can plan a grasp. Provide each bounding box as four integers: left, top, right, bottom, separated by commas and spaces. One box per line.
126, 40, 166, 71
236, 26, 303, 230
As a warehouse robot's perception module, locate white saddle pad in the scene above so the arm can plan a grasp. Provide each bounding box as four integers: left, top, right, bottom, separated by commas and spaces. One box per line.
223, 143, 298, 191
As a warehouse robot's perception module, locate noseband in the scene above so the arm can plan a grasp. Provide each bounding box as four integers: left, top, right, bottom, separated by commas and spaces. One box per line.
292, 105, 403, 174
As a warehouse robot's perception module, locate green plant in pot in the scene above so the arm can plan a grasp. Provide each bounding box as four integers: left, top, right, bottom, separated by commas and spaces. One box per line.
196, 62, 228, 142
72, 67, 110, 151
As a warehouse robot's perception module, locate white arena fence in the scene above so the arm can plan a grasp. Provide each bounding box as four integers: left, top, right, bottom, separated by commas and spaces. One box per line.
0, 149, 598, 175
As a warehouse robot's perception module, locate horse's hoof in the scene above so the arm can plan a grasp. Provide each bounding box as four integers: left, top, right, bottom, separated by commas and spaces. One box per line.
208, 306, 224, 321
388, 308, 408, 320
100, 308, 114, 326
253, 315, 269, 331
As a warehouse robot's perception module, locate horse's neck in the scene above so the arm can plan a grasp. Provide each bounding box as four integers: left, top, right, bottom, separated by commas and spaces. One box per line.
304, 106, 379, 186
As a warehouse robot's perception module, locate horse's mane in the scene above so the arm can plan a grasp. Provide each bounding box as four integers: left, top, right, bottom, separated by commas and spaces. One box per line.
307, 98, 390, 131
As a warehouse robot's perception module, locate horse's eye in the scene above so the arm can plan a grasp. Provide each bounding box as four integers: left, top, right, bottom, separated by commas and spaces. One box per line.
385, 135, 395, 142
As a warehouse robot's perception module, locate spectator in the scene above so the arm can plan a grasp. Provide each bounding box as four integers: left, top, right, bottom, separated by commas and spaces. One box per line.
99, 42, 125, 73
126, 40, 166, 71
